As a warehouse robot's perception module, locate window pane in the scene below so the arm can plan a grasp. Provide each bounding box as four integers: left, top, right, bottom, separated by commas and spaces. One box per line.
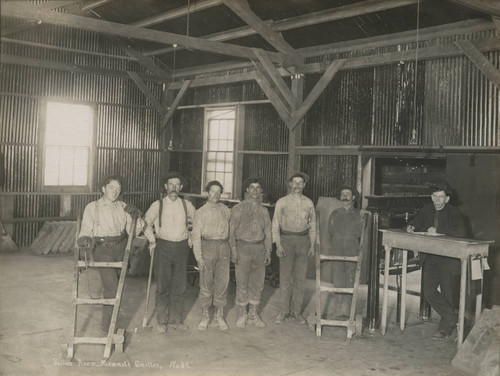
208, 140, 218, 151
44, 147, 60, 185
208, 122, 219, 140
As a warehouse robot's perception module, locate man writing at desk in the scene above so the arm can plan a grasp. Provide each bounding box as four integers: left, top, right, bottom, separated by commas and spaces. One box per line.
406, 182, 466, 341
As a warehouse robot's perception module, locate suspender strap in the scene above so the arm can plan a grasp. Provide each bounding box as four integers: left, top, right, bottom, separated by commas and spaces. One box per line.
158, 195, 189, 230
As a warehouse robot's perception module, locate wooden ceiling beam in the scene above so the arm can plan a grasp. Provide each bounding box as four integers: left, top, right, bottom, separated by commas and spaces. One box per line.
289, 60, 346, 130
222, 0, 302, 63
172, 18, 493, 78
168, 35, 500, 89
160, 80, 192, 135
145, 0, 419, 57
252, 48, 296, 110
130, 0, 223, 28
254, 71, 293, 126
127, 71, 165, 113
1, 54, 163, 83
2, 2, 291, 66
447, 0, 500, 17
455, 39, 500, 90
106, 35, 171, 80
81, 0, 116, 11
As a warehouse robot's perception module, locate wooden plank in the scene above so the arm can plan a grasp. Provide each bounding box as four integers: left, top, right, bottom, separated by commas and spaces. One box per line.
81, 0, 116, 11
2, 2, 291, 65
131, 0, 223, 28
222, 0, 302, 64
494, 17, 500, 33
254, 71, 292, 125
253, 48, 297, 109
448, 0, 500, 17
145, 0, 418, 57
1, 54, 163, 83
287, 75, 303, 177
456, 38, 500, 90
106, 36, 171, 80
127, 71, 165, 113
253, 62, 292, 113
160, 80, 192, 135
289, 60, 346, 130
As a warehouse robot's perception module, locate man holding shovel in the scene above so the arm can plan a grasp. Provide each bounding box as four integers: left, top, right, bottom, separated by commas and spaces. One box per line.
192, 181, 231, 331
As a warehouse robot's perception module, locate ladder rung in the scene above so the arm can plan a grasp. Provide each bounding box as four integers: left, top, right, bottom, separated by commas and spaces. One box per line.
73, 337, 108, 345
320, 255, 358, 262
320, 319, 350, 327
75, 298, 116, 305
320, 286, 354, 294
77, 261, 123, 268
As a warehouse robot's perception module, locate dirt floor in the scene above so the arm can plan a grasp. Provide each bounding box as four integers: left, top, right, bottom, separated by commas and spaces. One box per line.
0, 250, 464, 376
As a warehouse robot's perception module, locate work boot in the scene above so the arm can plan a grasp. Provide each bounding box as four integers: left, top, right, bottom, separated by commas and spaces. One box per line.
197, 307, 210, 331
248, 304, 266, 328
290, 312, 306, 324
275, 312, 287, 324
236, 306, 247, 328
214, 306, 229, 331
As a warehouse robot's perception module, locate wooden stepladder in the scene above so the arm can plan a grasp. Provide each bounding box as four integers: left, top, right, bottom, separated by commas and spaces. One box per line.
65, 216, 136, 360
314, 213, 368, 339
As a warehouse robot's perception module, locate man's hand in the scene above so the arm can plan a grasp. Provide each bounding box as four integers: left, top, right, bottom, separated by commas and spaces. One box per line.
276, 243, 286, 258
124, 204, 138, 216
307, 246, 315, 257
231, 248, 239, 264
406, 225, 415, 233
77, 236, 93, 249
148, 242, 156, 256
197, 258, 206, 270
264, 251, 271, 266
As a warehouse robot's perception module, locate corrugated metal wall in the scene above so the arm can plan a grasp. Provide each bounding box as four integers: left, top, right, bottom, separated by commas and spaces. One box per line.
0, 27, 164, 247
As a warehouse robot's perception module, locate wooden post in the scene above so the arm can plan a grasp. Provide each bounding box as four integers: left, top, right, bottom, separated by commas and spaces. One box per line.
287, 74, 304, 177
161, 85, 173, 184
234, 105, 245, 199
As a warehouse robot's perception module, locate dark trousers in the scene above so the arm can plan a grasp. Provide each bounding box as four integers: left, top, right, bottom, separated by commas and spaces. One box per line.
278, 234, 310, 314
92, 238, 127, 331
199, 240, 230, 308
154, 239, 189, 325
235, 241, 266, 306
423, 255, 459, 334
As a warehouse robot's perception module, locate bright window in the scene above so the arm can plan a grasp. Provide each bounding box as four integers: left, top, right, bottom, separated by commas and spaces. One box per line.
44, 102, 93, 186
204, 108, 235, 198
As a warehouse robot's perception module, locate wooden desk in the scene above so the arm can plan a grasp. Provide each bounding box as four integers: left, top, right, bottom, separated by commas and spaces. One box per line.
379, 229, 493, 350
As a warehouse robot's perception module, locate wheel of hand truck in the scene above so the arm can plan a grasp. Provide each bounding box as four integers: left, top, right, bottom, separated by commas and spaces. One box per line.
115, 329, 125, 353
355, 314, 363, 336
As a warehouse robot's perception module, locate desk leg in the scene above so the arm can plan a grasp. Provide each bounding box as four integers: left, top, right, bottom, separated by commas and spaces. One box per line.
400, 250, 407, 332
457, 259, 467, 350
475, 278, 483, 325
381, 245, 391, 335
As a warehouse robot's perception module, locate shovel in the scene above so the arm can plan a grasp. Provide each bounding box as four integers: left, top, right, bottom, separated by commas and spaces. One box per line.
135, 244, 155, 333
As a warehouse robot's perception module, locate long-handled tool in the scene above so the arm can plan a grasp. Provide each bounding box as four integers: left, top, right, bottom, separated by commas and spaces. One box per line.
135, 245, 155, 333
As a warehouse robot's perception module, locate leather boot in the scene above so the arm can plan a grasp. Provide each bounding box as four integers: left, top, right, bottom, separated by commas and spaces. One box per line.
197, 307, 210, 331
247, 304, 266, 328
236, 305, 247, 328
214, 306, 229, 331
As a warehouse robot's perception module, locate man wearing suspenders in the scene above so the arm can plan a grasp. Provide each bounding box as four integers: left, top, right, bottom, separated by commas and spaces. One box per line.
144, 171, 195, 333
77, 175, 141, 333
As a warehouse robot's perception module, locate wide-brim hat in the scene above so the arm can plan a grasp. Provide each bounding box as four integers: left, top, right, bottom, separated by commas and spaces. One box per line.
163, 171, 187, 187
98, 174, 126, 192
287, 172, 310, 184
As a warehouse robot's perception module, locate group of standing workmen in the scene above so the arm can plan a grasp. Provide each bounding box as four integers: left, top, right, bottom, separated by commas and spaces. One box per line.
78, 170, 465, 342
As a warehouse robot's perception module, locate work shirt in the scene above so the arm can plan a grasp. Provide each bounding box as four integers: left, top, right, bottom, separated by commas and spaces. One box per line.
272, 193, 316, 247
409, 203, 466, 238
79, 197, 136, 237
144, 196, 196, 243
229, 200, 272, 253
327, 206, 362, 256
192, 201, 231, 261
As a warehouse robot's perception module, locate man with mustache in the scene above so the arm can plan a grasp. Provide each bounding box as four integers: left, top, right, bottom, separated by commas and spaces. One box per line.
77, 175, 141, 334
272, 172, 316, 324
325, 186, 363, 320
144, 171, 195, 333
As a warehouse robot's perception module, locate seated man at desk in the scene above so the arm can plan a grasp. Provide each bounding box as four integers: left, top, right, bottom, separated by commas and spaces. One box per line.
406, 182, 466, 341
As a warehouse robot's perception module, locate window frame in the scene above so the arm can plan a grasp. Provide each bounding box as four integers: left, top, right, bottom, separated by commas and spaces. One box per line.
39, 100, 96, 193
202, 106, 237, 199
